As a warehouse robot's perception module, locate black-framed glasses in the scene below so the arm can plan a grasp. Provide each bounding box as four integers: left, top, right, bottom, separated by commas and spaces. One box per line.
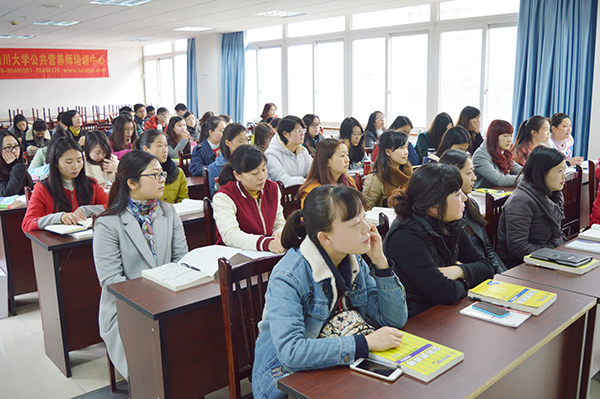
3, 145, 20, 152
140, 171, 167, 181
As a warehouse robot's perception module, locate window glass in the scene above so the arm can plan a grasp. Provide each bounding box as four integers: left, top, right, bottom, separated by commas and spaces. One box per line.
174, 39, 187, 52
486, 26, 518, 128
288, 44, 313, 116
246, 25, 282, 42
245, 49, 258, 121
440, 0, 520, 20
174, 54, 188, 108
144, 60, 158, 106
315, 41, 344, 122
352, 5, 430, 30
159, 58, 175, 111
143, 41, 172, 56
288, 16, 345, 38
353, 38, 385, 122
258, 47, 282, 118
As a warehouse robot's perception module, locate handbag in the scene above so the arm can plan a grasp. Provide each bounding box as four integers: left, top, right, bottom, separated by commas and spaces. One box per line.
319, 294, 374, 338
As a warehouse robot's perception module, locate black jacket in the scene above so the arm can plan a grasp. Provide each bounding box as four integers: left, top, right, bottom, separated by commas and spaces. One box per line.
464, 197, 506, 274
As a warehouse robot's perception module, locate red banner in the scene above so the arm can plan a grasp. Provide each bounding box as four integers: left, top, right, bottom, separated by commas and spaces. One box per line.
0, 48, 109, 79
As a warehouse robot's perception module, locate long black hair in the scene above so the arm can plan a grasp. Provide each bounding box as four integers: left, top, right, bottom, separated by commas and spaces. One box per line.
84, 130, 113, 165
372, 131, 410, 184
339, 117, 365, 163
435, 126, 471, 157
365, 111, 383, 135
427, 112, 453, 150
522, 146, 566, 195
221, 123, 247, 161
200, 116, 224, 142
218, 144, 267, 187
0, 130, 33, 191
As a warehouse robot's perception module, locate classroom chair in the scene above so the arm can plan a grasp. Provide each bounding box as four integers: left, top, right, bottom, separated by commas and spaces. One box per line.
484, 192, 509, 250
178, 150, 192, 177
202, 167, 212, 200
218, 253, 284, 399
276, 181, 301, 219
589, 160, 598, 229
203, 197, 217, 245
561, 165, 582, 240
354, 172, 363, 192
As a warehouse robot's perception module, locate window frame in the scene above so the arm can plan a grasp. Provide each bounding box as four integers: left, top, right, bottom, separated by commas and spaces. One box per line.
142, 39, 187, 111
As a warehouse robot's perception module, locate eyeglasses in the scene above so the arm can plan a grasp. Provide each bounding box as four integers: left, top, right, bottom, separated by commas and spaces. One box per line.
351, 133, 364, 138
3, 145, 20, 152
376, 116, 385, 121
310, 123, 321, 128
140, 171, 167, 181
294, 128, 306, 134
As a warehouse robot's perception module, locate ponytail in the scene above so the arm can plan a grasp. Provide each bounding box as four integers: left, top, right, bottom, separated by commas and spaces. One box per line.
218, 163, 236, 187
281, 210, 307, 249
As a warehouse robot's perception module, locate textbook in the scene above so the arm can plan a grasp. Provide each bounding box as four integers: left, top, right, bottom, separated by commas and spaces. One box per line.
468, 279, 556, 316
565, 239, 600, 254
44, 218, 93, 235
0, 195, 23, 209
369, 331, 464, 383
577, 225, 600, 243
471, 188, 512, 197
173, 198, 204, 216
460, 302, 531, 328
524, 255, 599, 275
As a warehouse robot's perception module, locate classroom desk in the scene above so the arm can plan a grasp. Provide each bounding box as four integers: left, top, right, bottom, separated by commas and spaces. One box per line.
180, 210, 207, 250
0, 206, 36, 315
186, 175, 205, 200
278, 275, 595, 399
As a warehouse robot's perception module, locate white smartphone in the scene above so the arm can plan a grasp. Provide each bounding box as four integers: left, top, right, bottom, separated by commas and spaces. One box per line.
349, 358, 403, 382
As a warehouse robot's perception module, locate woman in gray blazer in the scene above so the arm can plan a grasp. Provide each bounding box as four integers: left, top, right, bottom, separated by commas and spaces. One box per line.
93, 150, 189, 378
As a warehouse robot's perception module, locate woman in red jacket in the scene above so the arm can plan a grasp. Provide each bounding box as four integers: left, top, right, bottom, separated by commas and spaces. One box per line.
22, 137, 108, 233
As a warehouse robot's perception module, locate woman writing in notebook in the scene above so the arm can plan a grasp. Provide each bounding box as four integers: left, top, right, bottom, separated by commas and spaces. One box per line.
93, 150, 189, 380
253, 185, 408, 399
22, 137, 108, 232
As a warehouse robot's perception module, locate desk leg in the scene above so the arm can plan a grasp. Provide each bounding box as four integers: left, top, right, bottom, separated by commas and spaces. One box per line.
31, 241, 71, 377
579, 304, 597, 399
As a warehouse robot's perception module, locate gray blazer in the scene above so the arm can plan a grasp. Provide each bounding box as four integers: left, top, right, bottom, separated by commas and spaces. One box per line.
93, 202, 188, 378
472, 141, 522, 189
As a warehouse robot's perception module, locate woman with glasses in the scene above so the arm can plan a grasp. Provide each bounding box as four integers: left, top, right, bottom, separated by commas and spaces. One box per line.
109, 114, 138, 160
302, 114, 324, 156
22, 137, 108, 232
0, 130, 33, 196
135, 130, 189, 204
364, 111, 386, 148
93, 150, 189, 379
339, 117, 367, 171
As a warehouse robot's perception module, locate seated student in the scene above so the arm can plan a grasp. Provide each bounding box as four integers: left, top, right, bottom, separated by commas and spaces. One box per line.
183, 111, 200, 142
265, 116, 312, 187
22, 137, 108, 232
133, 103, 148, 133
298, 138, 356, 207
136, 130, 189, 204
84, 130, 119, 188
253, 185, 408, 399
61, 110, 86, 146
28, 129, 69, 178
592, 185, 600, 225
302, 114, 324, 156
206, 123, 248, 196
212, 144, 285, 253
164, 116, 191, 158
189, 116, 224, 176
109, 114, 138, 160
52, 112, 67, 137
144, 107, 169, 131
93, 150, 188, 380
415, 112, 453, 164
364, 111, 386, 148
383, 163, 494, 317
219, 114, 232, 125
23, 119, 51, 158
472, 119, 522, 189
455, 106, 483, 154
386, 115, 419, 165
146, 105, 156, 119
339, 117, 368, 171
198, 111, 214, 130
550, 113, 584, 166
0, 130, 33, 196
439, 149, 506, 274
175, 103, 187, 117
8, 114, 28, 142
512, 116, 551, 166
422, 126, 471, 164
363, 131, 412, 211
260, 102, 277, 122
254, 122, 276, 152
496, 146, 568, 268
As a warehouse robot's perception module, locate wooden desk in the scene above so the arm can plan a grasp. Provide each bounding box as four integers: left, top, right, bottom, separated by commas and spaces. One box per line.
0, 207, 36, 315
278, 275, 595, 399
186, 175, 205, 200
179, 211, 207, 250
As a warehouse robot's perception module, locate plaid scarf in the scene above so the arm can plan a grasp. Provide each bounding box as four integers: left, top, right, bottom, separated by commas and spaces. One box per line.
127, 197, 160, 266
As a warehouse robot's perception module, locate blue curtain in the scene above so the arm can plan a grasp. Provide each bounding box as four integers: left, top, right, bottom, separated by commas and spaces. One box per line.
512, 0, 597, 157
221, 32, 245, 123
187, 38, 199, 117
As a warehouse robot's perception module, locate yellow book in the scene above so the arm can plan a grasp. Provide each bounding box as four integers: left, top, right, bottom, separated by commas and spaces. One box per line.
369, 331, 464, 383
471, 188, 512, 197
468, 279, 556, 316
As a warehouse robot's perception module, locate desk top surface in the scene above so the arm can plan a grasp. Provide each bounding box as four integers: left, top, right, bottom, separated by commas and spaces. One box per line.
186, 175, 204, 186
278, 274, 595, 399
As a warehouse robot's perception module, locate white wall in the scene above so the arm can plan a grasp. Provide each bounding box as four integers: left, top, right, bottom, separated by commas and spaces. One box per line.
194, 33, 223, 116
0, 47, 144, 122
587, 4, 600, 160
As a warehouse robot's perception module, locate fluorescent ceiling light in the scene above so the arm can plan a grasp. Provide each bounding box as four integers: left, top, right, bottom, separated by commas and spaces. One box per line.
42, 4, 64, 8
90, 0, 152, 7
255, 10, 305, 18
0, 35, 34, 39
122, 38, 153, 42
34, 20, 80, 26
174, 26, 214, 32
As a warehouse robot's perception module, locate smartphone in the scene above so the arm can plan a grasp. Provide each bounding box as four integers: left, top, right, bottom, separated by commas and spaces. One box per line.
473, 302, 510, 318
350, 358, 403, 382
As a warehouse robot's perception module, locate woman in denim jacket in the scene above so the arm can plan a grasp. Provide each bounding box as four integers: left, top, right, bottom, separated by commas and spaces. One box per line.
253, 185, 408, 399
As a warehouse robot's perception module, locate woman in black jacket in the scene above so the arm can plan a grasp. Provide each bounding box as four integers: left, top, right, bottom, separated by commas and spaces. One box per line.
0, 130, 33, 196
383, 163, 494, 317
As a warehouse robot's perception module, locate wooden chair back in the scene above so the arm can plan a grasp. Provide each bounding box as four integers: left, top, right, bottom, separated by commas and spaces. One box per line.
561, 165, 582, 240
202, 167, 212, 200
354, 172, 363, 192
589, 160, 598, 227
178, 150, 192, 177
203, 197, 217, 245
277, 181, 301, 219
484, 192, 510, 250
219, 253, 284, 399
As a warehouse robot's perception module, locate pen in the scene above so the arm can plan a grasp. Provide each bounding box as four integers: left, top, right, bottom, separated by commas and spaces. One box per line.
181, 262, 202, 272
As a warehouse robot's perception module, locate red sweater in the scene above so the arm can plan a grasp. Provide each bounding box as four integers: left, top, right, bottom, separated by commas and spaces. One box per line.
22, 180, 108, 232
592, 186, 600, 225
144, 116, 166, 131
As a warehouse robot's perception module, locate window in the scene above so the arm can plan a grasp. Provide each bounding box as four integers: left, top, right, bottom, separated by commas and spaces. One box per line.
247, 25, 282, 42
316, 42, 344, 122
257, 47, 282, 117
288, 16, 345, 38
245, 49, 258, 121
352, 38, 386, 121
143, 40, 187, 111
440, 0, 520, 20
486, 26, 518, 126
352, 5, 430, 30
288, 45, 313, 116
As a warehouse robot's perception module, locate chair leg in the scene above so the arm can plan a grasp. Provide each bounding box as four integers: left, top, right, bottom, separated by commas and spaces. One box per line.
107, 351, 117, 392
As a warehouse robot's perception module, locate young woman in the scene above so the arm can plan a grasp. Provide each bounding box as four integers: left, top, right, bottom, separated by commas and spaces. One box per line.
136, 130, 189, 204
109, 114, 138, 160
339, 117, 367, 171
93, 150, 189, 379
164, 116, 191, 158
61, 110, 86, 145
253, 185, 408, 399
27, 129, 69, 178
455, 106, 483, 154
23, 119, 51, 157
254, 122, 276, 152
298, 138, 356, 206
213, 144, 286, 253
0, 130, 33, 196
439, 149, 506, 274
207, 123, 248, 196
183, 111, 200, 142
472, 120, 522, 188
512, 116, 551, 166
8, 114, 28, 141
302, 114, 324, 156
383, 163, 494, 317
387, 115, 418, 165
189, 116, 225, 177
550, 113, 584, 166
496, 146, 568, 268
84, 130, 119, 187
22, 137, 108, 232
422, 126, 471, 164
364, 111, 386, 148
415, 112, 453, 164
198, 111, 214, 130
264, 116, 312, 187
260, 103, 277, 121
363, 131, 412, 211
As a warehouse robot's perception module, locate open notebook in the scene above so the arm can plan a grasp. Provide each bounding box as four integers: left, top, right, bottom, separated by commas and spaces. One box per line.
45, 217, 93, 235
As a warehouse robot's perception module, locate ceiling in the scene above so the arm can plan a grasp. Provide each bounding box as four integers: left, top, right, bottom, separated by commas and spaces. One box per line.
0, 0, 431, 48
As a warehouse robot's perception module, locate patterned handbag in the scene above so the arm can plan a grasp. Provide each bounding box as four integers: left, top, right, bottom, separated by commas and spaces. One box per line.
319, 294, 375, 338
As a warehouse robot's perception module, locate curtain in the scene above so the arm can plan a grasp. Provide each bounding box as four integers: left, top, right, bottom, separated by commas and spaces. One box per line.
187, 38, 199, 118
512, 0, 597, 157
221, 32, 245, 124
